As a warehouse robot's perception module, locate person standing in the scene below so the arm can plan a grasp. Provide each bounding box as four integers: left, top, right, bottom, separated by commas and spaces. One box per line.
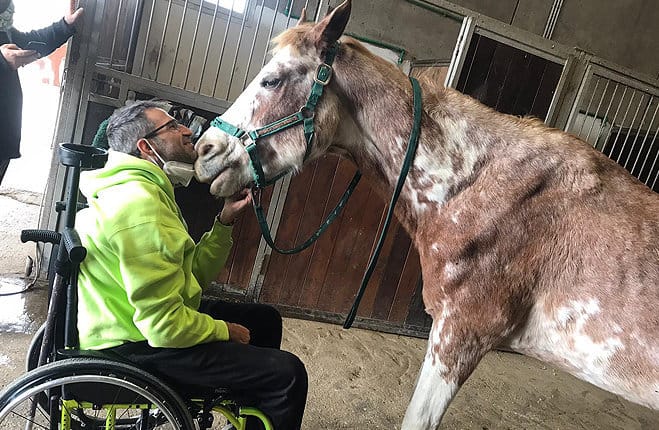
0, 0, 83, 185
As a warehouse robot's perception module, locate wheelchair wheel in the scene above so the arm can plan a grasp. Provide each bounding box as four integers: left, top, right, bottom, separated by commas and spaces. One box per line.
26, 322, 45, 371
0, 357, 196, 429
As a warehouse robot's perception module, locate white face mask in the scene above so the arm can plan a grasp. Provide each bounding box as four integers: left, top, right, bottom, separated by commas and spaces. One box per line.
145, 141, 196, 187
0, 1, 14, 32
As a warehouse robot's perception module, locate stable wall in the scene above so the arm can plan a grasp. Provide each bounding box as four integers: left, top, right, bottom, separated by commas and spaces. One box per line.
331, 0, 659, 79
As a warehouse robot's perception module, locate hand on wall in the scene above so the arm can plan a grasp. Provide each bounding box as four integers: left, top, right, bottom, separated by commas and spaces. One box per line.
64, 0, 83, 26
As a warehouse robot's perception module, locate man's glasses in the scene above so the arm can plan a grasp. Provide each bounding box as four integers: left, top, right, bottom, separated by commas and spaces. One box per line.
143, 119, 182, 139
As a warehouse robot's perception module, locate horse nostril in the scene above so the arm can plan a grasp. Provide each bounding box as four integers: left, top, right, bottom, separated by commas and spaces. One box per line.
199, 143, 213, 157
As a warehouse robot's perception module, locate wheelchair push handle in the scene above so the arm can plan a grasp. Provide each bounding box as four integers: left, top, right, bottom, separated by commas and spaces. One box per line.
62, 228, 86, 264
21, 229, 61, 245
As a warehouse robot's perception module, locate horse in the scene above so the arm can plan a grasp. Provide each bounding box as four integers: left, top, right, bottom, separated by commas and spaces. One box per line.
194, 1, 659, 428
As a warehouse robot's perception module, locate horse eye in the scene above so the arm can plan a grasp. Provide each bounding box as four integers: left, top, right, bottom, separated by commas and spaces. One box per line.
261, 77, 281, 89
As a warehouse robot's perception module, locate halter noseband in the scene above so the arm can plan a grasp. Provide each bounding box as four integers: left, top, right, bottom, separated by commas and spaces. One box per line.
210, 42, 340, 189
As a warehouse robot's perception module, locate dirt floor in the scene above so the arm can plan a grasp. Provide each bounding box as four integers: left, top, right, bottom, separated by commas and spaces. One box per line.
1, 193, 658, 429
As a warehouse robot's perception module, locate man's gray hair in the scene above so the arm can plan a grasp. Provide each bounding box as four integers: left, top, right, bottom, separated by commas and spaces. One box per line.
106, 100, 170, 155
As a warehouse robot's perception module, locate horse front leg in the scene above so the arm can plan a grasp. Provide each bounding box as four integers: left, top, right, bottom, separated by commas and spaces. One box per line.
401, 307, 495, 430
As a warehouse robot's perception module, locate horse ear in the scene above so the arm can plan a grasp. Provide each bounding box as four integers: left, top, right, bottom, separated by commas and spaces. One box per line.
297, 7, 307, 25
311, 0, 351, 49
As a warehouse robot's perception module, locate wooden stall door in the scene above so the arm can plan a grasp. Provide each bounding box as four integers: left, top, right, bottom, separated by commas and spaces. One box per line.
257, 154, 430, 336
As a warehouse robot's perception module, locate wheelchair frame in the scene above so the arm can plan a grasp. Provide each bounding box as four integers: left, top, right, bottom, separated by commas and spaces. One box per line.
0, 143, 273, 430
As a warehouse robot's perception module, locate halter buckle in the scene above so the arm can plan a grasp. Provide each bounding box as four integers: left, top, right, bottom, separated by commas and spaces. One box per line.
314, 63, 333, 86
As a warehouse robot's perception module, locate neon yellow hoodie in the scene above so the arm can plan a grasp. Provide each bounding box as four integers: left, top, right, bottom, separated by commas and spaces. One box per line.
76, 151, 232, 350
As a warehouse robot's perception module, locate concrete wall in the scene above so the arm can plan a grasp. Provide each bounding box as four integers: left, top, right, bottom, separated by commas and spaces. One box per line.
329, 0, 659, 81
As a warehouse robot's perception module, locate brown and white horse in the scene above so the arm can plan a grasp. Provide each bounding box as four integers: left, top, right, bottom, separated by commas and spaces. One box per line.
194, 1, 659, 427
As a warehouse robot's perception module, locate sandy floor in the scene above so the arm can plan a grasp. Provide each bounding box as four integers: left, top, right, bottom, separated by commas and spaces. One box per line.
0, 286, 657, 429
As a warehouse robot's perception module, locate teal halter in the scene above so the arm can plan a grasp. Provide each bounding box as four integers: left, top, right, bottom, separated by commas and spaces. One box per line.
211, 42, 363, 255
211, 42, 340, 189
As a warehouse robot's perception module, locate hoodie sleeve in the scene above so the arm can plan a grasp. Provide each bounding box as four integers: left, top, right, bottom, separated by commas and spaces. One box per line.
192, 220, 234, 289
110, 220, 230, 348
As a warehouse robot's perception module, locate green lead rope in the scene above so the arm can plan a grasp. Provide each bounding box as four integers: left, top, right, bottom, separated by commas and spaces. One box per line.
251, 171, 362, 255
343, 76, 423, 329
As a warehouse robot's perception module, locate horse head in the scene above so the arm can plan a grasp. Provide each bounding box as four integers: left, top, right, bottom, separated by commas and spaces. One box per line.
195, 1, 354, 197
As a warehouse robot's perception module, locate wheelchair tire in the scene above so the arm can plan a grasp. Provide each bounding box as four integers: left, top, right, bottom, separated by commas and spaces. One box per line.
26, 322, 45, 371
0, 357, 196, 429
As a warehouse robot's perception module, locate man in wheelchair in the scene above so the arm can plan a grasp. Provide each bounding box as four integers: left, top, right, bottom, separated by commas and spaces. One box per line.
74, 100, 308, 429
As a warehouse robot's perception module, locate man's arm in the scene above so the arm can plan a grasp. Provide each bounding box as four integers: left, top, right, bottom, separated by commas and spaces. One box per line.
192, 189, 252, 287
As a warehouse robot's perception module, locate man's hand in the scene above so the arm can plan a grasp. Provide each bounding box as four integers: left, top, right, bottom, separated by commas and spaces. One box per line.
0, 44, 39, 70
218, 188, 252, 226
227, 322, 250, 344
65, 1, 84, 26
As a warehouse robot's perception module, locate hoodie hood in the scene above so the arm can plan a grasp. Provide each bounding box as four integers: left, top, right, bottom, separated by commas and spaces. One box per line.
80, 150, 174, 200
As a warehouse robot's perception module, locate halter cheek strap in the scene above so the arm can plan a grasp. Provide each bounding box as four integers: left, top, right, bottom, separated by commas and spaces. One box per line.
211, 42, 339, 189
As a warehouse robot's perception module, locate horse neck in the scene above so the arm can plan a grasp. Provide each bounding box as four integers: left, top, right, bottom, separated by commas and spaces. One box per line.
332, 57, 490, 236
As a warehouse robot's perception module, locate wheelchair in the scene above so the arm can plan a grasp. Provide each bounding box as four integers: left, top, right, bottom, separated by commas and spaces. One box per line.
0, 143, 273, 430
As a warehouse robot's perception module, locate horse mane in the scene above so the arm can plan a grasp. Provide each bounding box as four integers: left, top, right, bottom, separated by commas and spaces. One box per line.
272, 24, 553, 145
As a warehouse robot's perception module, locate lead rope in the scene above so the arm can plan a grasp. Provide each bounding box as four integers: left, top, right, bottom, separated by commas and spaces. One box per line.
343, 76, 423, 329
251, 171, 362, 254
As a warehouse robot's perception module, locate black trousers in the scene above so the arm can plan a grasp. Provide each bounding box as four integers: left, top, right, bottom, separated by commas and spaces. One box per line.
0, 159, 10, 185
109, 299, 308, 429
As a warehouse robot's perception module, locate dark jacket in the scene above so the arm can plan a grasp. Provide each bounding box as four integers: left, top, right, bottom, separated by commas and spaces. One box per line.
0, 19, 75, 160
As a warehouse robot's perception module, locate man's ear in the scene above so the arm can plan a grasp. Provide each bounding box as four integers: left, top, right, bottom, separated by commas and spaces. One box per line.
309, 0, 351, 51
136, 138, 152, 159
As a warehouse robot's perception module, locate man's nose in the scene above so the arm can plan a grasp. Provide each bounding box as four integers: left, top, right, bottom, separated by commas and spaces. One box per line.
181, 124, 193, 136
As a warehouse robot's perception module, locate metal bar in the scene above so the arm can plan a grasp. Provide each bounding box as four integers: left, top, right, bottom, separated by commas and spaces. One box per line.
242, 0, 268, 90
588, 57, 659, 94
601, 86, 628, 154
285, 0, 297, 28
199, 0, 222, 94
108, 0, 124, 70
608, 89, 637, 161
622, 95, 652, 168
226, 0, 252, 99
168, 0, 190, 86
585, 77, 610, 144
577, 76, 600, 138
445, 16, 475, 89
183, 0, 204, 89
637, 114, 659, 181
543, 0, 563, 39
592, 82, 619, 150
630, 99, 658, 177
139, 0, 157, 76
93, 65, 233, 112
476, 27, 564, 65
615, 92, 645, 164
262, 0, 283, 67
649, 149, 659, 189
212, 0, 238, 97
155, 0, 174, 82
126, 0, 145, 74
544, 55, 572, 125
